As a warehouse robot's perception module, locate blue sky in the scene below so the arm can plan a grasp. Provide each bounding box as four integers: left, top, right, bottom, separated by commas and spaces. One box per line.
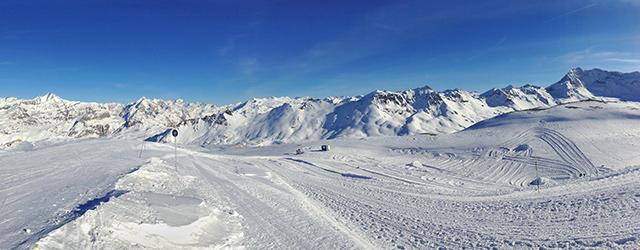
0, 0, 639, 104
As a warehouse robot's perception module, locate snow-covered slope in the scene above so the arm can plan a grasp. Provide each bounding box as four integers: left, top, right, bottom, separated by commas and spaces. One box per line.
0, 94, 124, 147
119, 87, 512, 146
481, 84, 556, 110
0, 139, 168, 248
119, 97, 220, 140
574, 67, 640, 101
1, 68, 639, 148
3, 100, 637, 249
546, 67, 640, 102
546, 68, 596, 102
322, 87, 506, 138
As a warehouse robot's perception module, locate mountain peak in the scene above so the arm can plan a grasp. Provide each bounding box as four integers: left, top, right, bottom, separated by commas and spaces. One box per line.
132, 96, 150, 107
570, 67, 584, 73
35, 92, 64, 104
573, 67, 640, 101
414, 85, 433, 91
545, 68, 594, 102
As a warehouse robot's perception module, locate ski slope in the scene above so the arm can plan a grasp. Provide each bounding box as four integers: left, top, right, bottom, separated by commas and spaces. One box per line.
0, 140, 169, 248
1, 100, 639, 249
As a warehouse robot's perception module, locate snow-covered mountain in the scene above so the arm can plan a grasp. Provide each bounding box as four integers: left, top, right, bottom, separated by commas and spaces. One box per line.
546, 67, 640, 102
1, 67, 638, 148
0, 94, 123, 147
481, 84, 556, 110
571, 68, 640, 101
546, 68, 596, 102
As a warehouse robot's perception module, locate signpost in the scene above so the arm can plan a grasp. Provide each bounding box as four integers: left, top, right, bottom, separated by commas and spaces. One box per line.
535, 160, 540, 192
172, 129, 178, 170
138, 141, 145, 158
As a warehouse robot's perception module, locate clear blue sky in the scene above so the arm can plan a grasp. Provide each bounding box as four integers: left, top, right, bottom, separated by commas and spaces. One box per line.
1, 0, 639, 104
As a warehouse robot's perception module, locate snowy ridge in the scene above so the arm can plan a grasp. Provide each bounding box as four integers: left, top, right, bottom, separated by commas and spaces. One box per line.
481, 84, 556, 110
1, 68, 639, 148
546, 68, 596, 102
571, 67, 640, 101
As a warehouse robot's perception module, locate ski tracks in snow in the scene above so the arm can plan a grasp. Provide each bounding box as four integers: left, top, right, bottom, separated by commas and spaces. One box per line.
36, 148, 375, 249
31, 130, 640, 249
189, 154, 374, 249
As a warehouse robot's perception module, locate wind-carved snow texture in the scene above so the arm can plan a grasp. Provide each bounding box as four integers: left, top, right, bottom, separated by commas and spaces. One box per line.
0, 140, 168, 249
36, 157, 246, 249
1, 100, 634, 249
1, 68, 639, 149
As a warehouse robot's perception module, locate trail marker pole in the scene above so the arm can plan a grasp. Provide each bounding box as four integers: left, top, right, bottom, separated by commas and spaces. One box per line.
172, 129, 179, 170
138, 141, 145, 158
535, 160, 540, 192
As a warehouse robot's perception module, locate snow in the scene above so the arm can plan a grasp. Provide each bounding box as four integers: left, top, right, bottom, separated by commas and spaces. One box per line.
36, 157, 245, 249
0, 100, 637, 249
481, 84, 556, 110
2, 67, 640, 248
0, 140, 168, 248
546, 68, 596, 102
574, 67, 640, 102
1, 68, 638, 148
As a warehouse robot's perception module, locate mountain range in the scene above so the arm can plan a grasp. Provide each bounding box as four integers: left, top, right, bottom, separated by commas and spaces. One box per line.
1, 67, 639, 149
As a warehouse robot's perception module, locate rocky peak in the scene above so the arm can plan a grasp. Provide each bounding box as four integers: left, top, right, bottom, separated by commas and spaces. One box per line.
34, 93, 65, 104
546, 68, 594, 102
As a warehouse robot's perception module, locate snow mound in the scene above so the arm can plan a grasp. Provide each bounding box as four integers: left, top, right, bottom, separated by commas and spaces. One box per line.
36, 157, 244, 249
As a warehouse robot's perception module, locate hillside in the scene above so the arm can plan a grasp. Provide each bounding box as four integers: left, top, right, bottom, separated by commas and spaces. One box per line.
2, 100, 637, 249
1, 68, 638, 149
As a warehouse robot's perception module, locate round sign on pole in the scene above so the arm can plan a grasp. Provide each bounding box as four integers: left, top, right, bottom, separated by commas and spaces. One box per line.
172, 129, 178, 170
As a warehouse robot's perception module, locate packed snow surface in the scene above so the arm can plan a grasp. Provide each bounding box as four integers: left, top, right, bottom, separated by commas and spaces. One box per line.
1, 100, 639, 249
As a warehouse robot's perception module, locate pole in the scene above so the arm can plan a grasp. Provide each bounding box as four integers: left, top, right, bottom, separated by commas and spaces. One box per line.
139, 141, 145, 158
535, 160, 540, 192
171, 129, 179, 170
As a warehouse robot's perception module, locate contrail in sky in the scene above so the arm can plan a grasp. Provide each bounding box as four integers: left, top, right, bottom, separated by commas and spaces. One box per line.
545, 3, 598, 23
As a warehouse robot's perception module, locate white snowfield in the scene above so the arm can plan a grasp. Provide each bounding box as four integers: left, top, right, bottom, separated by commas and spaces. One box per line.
0, 100, 638, 249
0, 140, 168, 248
